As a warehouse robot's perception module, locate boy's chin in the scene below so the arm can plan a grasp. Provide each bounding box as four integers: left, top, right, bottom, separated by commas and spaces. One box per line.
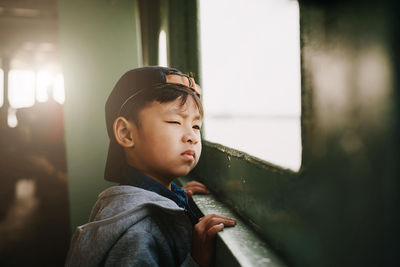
171, 167, 195, 178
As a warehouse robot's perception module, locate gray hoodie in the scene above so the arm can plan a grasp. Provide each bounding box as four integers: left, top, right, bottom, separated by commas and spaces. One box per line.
66, 186, 200, 267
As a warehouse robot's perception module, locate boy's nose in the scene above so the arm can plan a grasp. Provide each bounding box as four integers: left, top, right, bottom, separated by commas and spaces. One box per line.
182, 132, 199, 144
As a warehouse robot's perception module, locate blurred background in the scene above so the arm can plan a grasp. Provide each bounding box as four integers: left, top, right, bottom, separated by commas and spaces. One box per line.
0, 0, 69, 266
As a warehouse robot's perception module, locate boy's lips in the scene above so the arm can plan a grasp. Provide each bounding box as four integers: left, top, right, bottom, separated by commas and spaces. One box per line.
181, 150, 195, 161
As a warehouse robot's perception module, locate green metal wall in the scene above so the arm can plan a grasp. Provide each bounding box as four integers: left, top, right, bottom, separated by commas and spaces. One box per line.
137, 0, 200, 76
57, 0, 141, 230
192, 0, 400, 266
58, 0, 400, 266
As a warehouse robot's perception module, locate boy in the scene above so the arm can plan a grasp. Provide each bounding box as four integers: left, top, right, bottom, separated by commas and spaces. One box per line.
66, 66, 236, 267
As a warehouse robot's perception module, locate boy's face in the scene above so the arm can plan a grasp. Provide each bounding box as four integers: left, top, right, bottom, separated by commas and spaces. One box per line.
127, 96, 202, 184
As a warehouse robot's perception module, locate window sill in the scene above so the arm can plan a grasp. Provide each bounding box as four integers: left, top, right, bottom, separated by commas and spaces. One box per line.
177, 177, 287, 267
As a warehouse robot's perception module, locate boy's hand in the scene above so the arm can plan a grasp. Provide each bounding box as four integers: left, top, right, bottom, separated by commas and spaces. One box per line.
183, 181, 210, 198
191, 214, 236, 267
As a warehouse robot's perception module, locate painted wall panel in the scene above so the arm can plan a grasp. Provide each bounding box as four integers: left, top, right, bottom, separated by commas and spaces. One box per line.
58, 0, 141, 230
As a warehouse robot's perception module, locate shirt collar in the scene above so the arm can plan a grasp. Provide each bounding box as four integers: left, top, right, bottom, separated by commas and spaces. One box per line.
121, 165, 200, 224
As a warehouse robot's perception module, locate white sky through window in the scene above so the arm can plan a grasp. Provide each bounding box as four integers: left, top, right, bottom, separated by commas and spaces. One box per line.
8, 70, 35, 109
200, 0, 302, 171
36, 70, 52, 102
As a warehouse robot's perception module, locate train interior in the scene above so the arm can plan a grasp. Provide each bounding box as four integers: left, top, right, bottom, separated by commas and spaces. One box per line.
0, 0, 399, 266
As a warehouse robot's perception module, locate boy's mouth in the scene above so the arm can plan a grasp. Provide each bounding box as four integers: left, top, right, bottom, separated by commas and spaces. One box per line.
181, 150, 195, 161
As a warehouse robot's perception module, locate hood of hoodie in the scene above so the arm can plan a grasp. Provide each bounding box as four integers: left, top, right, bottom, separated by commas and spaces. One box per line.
66, 185, 186, 266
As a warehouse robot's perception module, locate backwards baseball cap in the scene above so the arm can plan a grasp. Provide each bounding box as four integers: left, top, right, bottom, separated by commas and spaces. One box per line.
104, 66, 202, 182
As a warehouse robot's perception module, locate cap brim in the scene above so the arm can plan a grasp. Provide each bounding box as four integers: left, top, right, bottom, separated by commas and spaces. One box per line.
104, 140, 126, 183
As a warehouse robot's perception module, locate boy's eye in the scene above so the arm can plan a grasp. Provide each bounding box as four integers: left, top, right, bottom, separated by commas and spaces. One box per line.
193, 125, 201, 130
166, 121, 181, 125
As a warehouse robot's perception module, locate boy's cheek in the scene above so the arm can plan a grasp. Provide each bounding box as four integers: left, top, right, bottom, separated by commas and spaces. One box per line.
198, 143, 202, 157
196, 149, 202, 165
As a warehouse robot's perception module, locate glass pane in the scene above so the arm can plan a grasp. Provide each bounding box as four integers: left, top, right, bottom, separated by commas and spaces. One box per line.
53, 73, 65, 104
158, 30, 168, 67
36, 70, 52, 102
8, 69, 35, 109
200, 0, 301, 171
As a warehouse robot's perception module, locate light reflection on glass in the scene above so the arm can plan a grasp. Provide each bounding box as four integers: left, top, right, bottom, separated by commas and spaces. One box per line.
2, 68, 65, 128
53, 73, 65, 104
36, 70, 52, 102
7, 69, 65, 109
8, 70, 35, 109
7, 107, 18, 128
158, 30, 168, 67
0, 69, 3, 107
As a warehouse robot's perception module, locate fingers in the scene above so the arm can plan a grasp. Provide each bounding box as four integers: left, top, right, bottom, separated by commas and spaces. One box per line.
201, 214, 236, 225
183, 181, 210, 196
187, 186, 210, 194
186, 190, 193, 198
195, 214, 236, 236
186, 181, 206, 187
192, 214, 236, 266
203, 216, 235, 228
207, 223, 224, 237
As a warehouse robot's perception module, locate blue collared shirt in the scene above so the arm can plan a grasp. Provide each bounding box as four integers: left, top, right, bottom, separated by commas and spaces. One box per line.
121, 166, 201, 224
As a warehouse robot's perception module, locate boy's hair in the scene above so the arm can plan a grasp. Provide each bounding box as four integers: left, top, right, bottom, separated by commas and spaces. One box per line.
104, 66, 202, 183
120, 83, 203, 127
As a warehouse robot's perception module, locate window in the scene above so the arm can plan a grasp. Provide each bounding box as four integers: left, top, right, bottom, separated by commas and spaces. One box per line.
8, 69, 36, 109
36, 70, 52, 102
53, 73, 65, 104
158, 30, 168, 67
5, 68, 65, 127
0, 69, 3, 107
199, 0, 301, 171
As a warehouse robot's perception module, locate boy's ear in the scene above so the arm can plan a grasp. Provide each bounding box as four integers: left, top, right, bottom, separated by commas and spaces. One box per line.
113, 117, 135, 148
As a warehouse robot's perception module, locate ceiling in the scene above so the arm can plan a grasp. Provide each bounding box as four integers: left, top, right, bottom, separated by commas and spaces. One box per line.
0, 0, 59, 69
